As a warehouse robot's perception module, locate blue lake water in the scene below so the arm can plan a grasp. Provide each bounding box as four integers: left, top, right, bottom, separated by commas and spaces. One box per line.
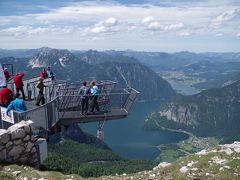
80, 101, 188, 160
167, 80, 200, 95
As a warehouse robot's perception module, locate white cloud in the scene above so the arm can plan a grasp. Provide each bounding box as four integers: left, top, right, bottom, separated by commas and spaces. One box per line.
215, 33, 223, 36
178, 32, 191, 36
236, 33, 240, 37
90, 26, 107, 33
105, 17, 118, 26
0, 25, 74, 37
211, 8, 240, 27
163, 23, 184, 31
147, 21, 161, 30
0, 1, 239, 51
127, 26, 136, 31
84, 17, 120, 35
147, 21, 184, 31
142, 16, 155, 24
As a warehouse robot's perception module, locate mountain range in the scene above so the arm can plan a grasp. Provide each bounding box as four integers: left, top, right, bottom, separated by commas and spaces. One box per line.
144, 79, 240, 141
0, 47, 175, 101
106, 50, 240, 90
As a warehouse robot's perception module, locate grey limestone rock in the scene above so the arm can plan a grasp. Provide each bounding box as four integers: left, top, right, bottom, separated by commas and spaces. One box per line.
14, 139, 23, 145
0, 129, 10, 143
25, 142, 34, 152
8, 145, 25, 157
0, 148, 7, 160
11, 129, 26, 140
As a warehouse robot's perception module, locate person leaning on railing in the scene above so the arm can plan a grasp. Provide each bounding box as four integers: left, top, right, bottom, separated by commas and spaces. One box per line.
6, 93, 27, 116
13, 72, 26, 100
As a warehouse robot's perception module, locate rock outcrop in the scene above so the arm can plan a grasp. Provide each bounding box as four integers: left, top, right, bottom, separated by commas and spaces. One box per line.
101, 141, 240, 179
145, 80, 240, 137
0, 121, 41, 166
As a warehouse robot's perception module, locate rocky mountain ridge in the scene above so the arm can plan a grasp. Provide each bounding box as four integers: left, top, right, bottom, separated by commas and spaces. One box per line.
144, 79, 240, 139
28, 47, 80, 68
0, 47, 175, 101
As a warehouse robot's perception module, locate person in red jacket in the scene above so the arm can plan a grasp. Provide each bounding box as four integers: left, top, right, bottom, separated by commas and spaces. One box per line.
40, 68, 47, 79
4, 68, 10, 81
13, 72, 25, 100
0, 86, 13, 107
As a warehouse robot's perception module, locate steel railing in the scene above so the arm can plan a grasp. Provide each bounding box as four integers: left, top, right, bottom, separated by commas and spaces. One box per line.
7, 76, 139, 137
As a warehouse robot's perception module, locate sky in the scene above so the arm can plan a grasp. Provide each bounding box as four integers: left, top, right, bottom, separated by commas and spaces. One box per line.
0, 0, 239, 52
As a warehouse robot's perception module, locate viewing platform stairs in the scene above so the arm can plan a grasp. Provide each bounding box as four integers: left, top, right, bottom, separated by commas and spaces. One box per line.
1, 77, 139, 139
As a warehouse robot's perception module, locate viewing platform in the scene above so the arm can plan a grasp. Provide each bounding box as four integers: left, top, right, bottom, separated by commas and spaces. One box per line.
1, 77, 139, 139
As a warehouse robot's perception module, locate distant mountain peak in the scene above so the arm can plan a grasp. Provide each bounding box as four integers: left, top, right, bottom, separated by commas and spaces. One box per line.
28, 47, 76, 68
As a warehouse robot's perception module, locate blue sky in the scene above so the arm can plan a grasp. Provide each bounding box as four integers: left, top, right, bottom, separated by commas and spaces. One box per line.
0, 0, 239, 52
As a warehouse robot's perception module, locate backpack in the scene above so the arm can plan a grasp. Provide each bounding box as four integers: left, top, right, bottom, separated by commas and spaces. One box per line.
81, 86, 90, 96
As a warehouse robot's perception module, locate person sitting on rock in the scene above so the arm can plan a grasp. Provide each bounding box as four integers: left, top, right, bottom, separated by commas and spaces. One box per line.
7, 93, 27, 115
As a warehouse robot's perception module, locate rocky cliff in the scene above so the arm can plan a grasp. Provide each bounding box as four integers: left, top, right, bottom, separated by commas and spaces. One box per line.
144, 80, 240, 138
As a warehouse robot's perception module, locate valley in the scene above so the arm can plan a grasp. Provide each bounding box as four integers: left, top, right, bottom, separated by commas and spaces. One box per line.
1, 48, 240, 178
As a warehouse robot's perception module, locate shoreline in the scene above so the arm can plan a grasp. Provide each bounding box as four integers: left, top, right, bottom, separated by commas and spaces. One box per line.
153, 119, 193, 137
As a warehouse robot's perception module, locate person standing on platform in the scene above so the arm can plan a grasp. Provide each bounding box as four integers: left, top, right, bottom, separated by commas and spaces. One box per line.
47, 66, 55, 80
35, 78, 46, 106
79, 80, 90, 115
90, 81, 100, 112
13, 72, 25, 100
3, 68, 10, 82
40, 68, 47, 79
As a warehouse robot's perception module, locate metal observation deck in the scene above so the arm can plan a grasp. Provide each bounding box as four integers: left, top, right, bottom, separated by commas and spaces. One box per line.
2, 77, 139, 139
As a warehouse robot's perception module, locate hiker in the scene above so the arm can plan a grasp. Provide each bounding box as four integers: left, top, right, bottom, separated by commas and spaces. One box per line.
47, 66, 55, 80
6, 93, 27, 115
40, 68, 47, 79
3, 68, 10, 81
35, 78, 46, 106
79, 80, 91, 115
0, 86, 13, 107
13, 72, 25, 100
89, 81, 100, 112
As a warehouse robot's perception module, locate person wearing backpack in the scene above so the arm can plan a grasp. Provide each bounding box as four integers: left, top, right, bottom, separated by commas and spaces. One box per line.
79, 80, 90, 115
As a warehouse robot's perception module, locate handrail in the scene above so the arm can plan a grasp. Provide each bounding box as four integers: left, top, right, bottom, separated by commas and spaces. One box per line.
7, 76, 139, 138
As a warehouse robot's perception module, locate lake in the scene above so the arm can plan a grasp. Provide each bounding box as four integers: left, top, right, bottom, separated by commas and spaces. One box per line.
167, 79, 200, 95
80, 101, 188, 160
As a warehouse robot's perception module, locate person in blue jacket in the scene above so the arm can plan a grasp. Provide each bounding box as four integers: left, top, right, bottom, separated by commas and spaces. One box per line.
7, 93, 27, 116
89, 81, 100, 112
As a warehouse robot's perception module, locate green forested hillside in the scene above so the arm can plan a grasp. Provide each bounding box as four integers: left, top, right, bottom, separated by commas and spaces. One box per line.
144, 80, 240, 141
44, 139, 156, 178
